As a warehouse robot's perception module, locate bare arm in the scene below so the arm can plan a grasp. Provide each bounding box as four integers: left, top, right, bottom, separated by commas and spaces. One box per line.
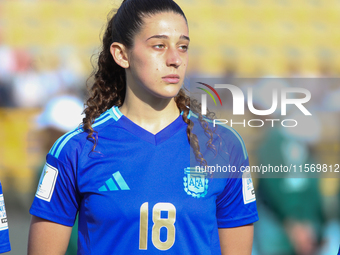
28, 216, 73, 255
218, 223, 254, 255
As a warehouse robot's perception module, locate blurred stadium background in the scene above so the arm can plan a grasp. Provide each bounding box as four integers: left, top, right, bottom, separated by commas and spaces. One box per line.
0, 0, 339, 254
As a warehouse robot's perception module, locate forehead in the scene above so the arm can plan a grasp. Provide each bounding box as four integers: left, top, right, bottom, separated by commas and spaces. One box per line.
137, 12, 188, 39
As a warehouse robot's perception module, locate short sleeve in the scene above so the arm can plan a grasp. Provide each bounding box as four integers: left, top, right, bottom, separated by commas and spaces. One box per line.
0, 181, 11, 253
216, 155, 259, 228
29, 153, 79, 226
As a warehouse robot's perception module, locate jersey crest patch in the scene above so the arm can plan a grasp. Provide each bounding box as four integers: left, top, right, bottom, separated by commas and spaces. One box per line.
242, 171, 256, 204
183, 167, 208, 198
36, 163, 58, 202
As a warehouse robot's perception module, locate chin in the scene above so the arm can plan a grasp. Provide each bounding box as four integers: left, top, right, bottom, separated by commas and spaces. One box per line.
161, 89, 182, 99
150, 87, 182, 99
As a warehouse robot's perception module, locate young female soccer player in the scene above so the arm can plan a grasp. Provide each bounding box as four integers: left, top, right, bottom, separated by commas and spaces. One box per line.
28, 0, 258, 254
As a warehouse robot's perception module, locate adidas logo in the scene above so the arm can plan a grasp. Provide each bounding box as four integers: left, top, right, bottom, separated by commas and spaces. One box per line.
98, 171, 130, 191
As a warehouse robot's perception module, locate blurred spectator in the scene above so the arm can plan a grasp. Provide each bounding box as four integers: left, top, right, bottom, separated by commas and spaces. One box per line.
12, 69, 47, 108
322, 87, 340, 112
0, 79, 13, 107
35, 95, 84, 134
255, 126, 325, 255
249, 79, 325, 255
34, 94, 84, 255
0, 45, 16, 78
0, 45, 15, 107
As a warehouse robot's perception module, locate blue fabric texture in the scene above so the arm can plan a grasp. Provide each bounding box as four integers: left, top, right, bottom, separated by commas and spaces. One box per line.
0, 181, 11, 253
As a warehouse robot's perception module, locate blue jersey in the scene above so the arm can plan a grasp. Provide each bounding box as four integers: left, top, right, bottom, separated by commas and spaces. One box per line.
30, 106, 258, 255
0, 181, 10, 253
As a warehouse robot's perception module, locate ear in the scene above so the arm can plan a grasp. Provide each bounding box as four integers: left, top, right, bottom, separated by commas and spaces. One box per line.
110, 42, 129, 68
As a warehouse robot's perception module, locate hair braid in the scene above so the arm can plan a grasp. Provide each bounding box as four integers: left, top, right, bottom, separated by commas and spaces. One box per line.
175, 89, 217, 167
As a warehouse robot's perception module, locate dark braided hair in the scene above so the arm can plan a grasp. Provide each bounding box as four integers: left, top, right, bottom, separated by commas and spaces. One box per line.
83, 0, 216, 166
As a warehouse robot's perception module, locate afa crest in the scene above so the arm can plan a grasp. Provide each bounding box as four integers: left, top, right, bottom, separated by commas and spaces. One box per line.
183, 167, 208, 198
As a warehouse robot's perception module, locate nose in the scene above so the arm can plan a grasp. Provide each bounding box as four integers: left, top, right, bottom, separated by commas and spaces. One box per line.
166, 47, 182, 68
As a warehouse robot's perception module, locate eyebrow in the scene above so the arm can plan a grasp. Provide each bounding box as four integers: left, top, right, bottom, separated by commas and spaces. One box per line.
146, 34, 190, 41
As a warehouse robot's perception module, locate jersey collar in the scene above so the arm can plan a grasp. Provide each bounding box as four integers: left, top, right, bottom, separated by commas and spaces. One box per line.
109, 106, 187, 145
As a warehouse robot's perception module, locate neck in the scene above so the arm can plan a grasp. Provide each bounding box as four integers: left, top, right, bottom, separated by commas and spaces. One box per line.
119, 88, 180, 135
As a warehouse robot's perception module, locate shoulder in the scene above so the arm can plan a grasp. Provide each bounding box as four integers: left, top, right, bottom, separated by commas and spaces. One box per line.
190, 111, 248, 161
48, 108, 119, 162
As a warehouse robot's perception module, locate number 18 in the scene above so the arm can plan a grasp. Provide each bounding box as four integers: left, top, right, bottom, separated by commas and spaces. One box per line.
139, 202, 176, 251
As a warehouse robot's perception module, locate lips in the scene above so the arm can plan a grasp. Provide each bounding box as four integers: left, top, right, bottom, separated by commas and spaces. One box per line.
162, 74, 180, 84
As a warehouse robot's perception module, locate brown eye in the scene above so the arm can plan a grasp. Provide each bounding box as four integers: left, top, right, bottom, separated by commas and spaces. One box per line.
154, 44, 165, 49
179, 45, 189, 52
